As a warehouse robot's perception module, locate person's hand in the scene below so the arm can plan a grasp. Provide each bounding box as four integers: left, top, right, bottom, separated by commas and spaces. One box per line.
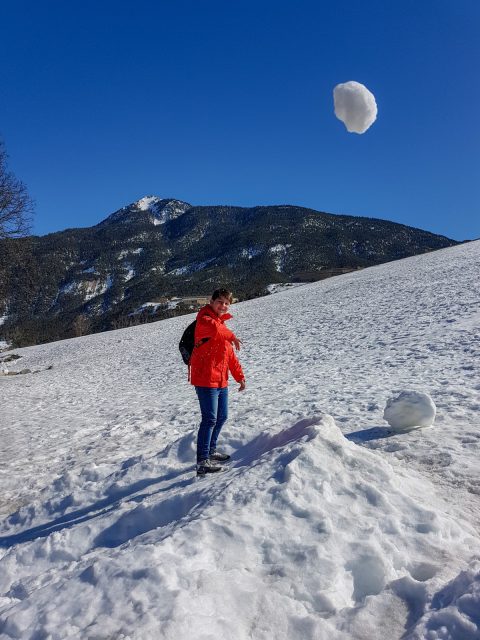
232, 336, 242, 351
238, 379, 246, 392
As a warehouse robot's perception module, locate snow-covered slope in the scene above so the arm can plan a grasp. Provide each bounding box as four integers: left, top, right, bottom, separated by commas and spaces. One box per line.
1, 241, 479, 639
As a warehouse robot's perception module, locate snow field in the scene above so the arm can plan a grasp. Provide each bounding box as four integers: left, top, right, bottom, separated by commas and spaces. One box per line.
1, 240, 479, 638
1, 416, 476, 639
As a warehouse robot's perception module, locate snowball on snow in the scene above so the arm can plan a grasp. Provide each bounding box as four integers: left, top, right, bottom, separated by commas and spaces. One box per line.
333, 80, 377, 134
383, 391, 436, 431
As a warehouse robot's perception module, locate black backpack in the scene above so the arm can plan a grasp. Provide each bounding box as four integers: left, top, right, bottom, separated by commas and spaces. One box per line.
179, 320, 211, 365
179, 321, 196, 364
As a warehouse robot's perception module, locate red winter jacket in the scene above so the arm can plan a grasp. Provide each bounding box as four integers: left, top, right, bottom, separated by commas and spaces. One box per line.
189, 304, 244, 388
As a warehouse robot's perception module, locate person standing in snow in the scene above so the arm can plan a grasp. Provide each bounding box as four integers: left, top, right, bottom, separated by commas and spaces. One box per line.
190, 288, 246, 476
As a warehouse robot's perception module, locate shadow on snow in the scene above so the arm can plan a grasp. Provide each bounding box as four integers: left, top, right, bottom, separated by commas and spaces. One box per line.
0, 468, 191, 549
1, 418, 330, 550
345, 426, 396, 443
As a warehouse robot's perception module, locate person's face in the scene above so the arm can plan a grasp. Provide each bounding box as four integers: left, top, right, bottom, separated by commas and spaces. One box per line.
210, 296, 231, 316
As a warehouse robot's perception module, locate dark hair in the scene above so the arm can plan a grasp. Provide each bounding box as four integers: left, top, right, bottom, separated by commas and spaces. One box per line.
212, 288, 233, 303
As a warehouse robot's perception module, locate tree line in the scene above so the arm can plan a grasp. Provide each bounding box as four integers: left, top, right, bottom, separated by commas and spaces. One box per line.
0, 138, 34, 317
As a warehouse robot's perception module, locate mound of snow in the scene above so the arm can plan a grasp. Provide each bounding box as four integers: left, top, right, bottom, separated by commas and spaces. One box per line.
409, 560, 480, 639
384, 391, 436, 431
333, 80, 377, 134
0, 415, 476, 639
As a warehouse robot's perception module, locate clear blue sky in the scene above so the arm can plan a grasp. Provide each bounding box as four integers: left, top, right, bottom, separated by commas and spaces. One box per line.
1, 0, 479, 240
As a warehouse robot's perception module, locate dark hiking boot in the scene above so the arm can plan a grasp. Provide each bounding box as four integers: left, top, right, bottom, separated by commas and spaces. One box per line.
209, 451, 231, 462
196, 459, 224, 476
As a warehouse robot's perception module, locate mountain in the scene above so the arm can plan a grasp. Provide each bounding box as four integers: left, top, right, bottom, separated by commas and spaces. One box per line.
0, 196, 459, 346
2, 240, 479, 639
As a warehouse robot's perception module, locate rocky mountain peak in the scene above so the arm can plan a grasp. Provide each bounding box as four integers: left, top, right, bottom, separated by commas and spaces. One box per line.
98, 197, 192, 227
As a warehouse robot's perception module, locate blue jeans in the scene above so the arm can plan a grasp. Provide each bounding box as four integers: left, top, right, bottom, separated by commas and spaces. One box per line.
195, 386, 228, 462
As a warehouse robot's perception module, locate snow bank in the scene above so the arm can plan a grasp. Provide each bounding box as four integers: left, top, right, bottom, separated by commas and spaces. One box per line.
408, 560, 480, 639
0, 416, 476, 639
384, 391, 436, 431
333, 80, 377, 133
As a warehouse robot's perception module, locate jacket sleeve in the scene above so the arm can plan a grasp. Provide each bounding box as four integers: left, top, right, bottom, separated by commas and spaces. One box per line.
228, 346, 244, 383
196, 314, 236, 343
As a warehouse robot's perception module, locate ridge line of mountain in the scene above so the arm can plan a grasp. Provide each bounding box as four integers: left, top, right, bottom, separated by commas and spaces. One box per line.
1, 196, 460, 347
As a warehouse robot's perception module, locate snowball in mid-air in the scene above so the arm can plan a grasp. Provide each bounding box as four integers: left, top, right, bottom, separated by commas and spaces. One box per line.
383, 391, 436, 431
333, 81, 377, 134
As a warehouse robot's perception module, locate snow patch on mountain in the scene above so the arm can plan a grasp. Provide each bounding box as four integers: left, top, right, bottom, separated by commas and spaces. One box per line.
134, 197, 191, 225
123, 265, 135, 282
99, 197, 191, 227
117, 248, 144, 260
168, 258, 216, 276
58, 276, 113, 302
241, 247, 263, 260
129, 302, 163, 316
270, 244, 291, 271
135, 196, 161, 211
